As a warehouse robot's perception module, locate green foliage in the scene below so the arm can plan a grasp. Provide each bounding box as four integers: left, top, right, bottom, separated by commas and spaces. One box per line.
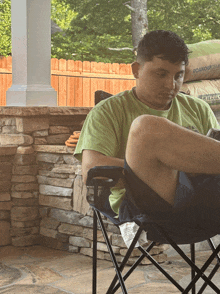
147, 0, 220, 44
51, 0, 220, 63
51, 0, 134, 63
0, 0, 11, 56
1, 0, 220, 63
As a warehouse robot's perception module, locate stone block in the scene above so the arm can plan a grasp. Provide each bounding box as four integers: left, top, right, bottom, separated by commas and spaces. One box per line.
40, 227, 58, 239
47, 134, 70, 145
39, 184, 72, 197
0, 134, 33, 146
51, 164, 77, 174
0, 146, 17, 156
11, 207, 39, 221
11, 198, 39, 207
40, 235, 69, 251
11, 219, 40, 228
36, 153, 61, 163
112, 234, 127, 248
39, 195, 72, 211
16, 117, 49, 133
49, 126, 70, 134
58, 223, 83, 236
34, 144, 74, 154
12, 234, 40, 246
0, 193, 11, 201
11, 175, 36, 183
11, 192, 34, 199
78, 216, 94, 228
69, 245, 79, 253
39, 207, 50, 218
0, 221, 11, 245
69, 236, 90, 248
14, 154, 36, 165
0, 155, 14, 163
0, 202, 12, 211
2, 126, 18, 134
0, 118, 16, 126
34, 137, 48, 145
0, 162, 12, 174
37, 161, 54, 171
40, 217, 60, 230
0, 181, 11, 192
32, 130, 49, 137
0, 173, 11, 181
107, 223, 120, 234
12, 165, 38, 175
104, 253, 124, 264
38, 170, 69, 179
12, 183, 39, 192
10, 226, 39, 237
49, 208, 83, 224
73, 175, 90, 215
0, 211, 10, 220
63, 155, 78, 165
93, 242, 120, 254
17, 146, 34, 154
37, 176, 74, 188
120, 245, 166, 257
80, 247, 105, 259
83, 228, 112, 242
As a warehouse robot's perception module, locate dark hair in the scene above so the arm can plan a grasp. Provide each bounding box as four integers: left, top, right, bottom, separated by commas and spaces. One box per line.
137, 30, 190, 65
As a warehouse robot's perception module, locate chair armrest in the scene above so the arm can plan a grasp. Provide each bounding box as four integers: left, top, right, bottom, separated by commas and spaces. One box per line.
86, 166, 124, 188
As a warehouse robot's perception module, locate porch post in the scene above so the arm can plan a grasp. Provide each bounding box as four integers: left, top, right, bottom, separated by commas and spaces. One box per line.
6, 0, 57, 106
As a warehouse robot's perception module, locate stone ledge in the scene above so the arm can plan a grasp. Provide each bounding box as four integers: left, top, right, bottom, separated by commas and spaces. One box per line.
0, 106, 91, 117
34, 145, 75, 154
0, 145, 17, 156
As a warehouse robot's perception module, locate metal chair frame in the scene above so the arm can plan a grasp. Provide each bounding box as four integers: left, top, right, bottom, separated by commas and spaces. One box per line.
88, 170, 220, 294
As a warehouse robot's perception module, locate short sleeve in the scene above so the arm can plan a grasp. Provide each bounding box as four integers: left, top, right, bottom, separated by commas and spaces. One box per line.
202, 104, 220, 134
74, 104, 121, 161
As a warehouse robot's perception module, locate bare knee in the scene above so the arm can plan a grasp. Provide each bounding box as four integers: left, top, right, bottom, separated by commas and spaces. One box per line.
129, 115, 171, 142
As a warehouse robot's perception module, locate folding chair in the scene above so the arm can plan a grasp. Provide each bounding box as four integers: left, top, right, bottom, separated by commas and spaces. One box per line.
86, 166, 220, 294
85, 90, 220, 293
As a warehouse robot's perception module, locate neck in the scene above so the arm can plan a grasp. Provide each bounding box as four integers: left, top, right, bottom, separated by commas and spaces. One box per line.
132, 87, 172, 110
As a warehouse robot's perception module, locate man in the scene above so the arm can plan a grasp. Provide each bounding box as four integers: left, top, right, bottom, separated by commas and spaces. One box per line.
74, 30, 220, 233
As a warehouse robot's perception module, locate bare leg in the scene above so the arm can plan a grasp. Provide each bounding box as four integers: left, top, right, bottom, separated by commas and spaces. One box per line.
125, 115, 220, 205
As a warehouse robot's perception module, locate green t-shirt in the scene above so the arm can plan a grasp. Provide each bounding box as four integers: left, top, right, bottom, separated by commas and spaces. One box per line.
74, 89, 220, 214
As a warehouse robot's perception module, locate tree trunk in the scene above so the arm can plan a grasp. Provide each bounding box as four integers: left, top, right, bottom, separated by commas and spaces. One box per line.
131, 0, 148, 49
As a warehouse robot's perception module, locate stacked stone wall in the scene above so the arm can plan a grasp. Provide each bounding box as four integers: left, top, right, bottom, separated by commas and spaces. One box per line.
0, 146, 16, 246
0, 107, 89, 247
36, 146, 168, 264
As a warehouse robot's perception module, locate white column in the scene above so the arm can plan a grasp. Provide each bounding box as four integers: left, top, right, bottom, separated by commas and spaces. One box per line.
6, 0, 57, 106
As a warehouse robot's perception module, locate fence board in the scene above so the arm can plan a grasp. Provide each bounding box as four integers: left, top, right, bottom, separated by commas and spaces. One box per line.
0, 57, 135, 106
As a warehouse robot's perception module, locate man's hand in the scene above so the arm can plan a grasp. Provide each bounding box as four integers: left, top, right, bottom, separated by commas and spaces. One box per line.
82, 150, 124, 184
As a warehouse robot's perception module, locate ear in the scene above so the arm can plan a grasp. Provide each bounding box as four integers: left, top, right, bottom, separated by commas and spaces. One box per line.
131, 62, 140, 79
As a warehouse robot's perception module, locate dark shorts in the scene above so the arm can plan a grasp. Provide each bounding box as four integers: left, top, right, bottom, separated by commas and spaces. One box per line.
118, 159, 220, 244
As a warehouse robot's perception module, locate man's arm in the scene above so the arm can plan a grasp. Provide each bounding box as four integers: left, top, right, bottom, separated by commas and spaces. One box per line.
82, 150, 124, 184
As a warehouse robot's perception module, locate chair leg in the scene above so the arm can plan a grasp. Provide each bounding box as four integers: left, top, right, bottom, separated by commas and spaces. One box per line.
92, 209, 97, 294
197, 238, 220, 294
190, 244, 196, 294
107, 225, 148, 294
96, 210, 128, 294
152, 223, 220, 293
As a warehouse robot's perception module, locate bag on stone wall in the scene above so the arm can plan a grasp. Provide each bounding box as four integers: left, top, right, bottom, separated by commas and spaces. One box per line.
184, 40, 220, 82
180, 79, 220, 106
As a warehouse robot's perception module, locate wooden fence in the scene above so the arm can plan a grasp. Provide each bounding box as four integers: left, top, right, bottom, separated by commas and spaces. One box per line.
0, 57, 135, 107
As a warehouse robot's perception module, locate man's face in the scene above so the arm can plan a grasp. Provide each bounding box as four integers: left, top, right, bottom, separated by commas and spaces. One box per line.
132, 56, 185, 110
